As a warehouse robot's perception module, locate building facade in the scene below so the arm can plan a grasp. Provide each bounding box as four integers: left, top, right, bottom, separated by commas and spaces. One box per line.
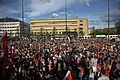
30, 18, 88, 37
0, 18, 29, 37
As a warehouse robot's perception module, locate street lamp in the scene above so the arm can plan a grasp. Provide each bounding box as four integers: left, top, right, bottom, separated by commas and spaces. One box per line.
92, 26, 95, 38
108, 0, 110, 37
22, 0, 24, 22
65, 0, 68, 36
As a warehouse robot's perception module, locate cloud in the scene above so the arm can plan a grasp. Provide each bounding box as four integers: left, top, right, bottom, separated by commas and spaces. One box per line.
27, 0, 92, 17
90, 9, 120, 28
86, 0, 90, 6
0, 0, 21, 17
51, 12, 71, 18
52, 13, 60, 17
100, 9, 120, 23
78, 0, 91, 6
28, 0, 74, 17
88, 9, 119, 29
0, 0, 92, 18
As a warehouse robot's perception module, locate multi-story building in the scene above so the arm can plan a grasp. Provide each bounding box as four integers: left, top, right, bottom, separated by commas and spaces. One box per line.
30, 18, 88, 37
0, 18, 29, 37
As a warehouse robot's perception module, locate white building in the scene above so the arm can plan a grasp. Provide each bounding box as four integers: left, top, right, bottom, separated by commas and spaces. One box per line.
0, 18, 29, 37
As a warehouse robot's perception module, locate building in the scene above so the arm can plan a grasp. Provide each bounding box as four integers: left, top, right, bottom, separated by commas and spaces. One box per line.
0, 18, 29, 37
30, 18, 88, 37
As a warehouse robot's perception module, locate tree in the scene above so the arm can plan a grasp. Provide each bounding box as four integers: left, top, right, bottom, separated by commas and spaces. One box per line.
9, 31, 13, 37
115, 20, 120, 34
73, 28, 77, 38
79, 27, 84, 37
40, 27, 44, 39
52, 27, 56, 39
91, 29, 116, 35
45, 30, 51, 40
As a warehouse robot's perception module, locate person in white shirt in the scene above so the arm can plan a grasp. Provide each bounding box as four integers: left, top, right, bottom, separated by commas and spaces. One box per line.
91, 55, 98, 73
98, 69, 109, 80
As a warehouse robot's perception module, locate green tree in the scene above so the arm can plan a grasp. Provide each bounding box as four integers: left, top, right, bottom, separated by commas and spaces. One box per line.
93, 29, 116, 35
9, 31, 13, 37
45, 30, 50, 40
79, 27, 84, 37
40, 27, 44, 39
73, 28, 77, 38
53, 27, 56, 39
115, 20, 120, 34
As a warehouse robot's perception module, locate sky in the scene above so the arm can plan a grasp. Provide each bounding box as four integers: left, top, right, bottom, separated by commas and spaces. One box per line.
0, 0, 120, 29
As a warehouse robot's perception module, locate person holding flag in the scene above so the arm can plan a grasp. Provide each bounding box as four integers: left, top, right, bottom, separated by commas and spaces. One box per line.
63, 70, 73, 80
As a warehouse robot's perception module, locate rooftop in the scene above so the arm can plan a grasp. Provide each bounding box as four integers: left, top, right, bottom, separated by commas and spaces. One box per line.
31, 18, 87, 20
0, 17, 21, 22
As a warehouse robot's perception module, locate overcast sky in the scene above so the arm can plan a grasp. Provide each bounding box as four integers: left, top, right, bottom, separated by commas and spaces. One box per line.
0, 0, 120, 29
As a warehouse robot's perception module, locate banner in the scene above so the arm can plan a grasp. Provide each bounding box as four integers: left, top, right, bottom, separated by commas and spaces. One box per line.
3, 32, 8, 67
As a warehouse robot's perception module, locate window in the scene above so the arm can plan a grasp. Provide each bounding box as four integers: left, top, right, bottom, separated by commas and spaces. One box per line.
80, 24, 83, 26
80, 20, 83, 22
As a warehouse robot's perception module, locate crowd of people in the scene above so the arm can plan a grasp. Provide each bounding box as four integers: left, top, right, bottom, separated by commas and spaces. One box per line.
0, 37, 120, 80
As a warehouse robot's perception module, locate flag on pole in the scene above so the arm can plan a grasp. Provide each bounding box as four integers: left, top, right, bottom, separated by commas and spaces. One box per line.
3, 32, 8, 67
63, 70, 73, 80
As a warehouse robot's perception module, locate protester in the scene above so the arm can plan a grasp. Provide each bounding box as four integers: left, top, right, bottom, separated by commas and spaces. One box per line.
98, 68, 109, 80
0, 37, 120, 80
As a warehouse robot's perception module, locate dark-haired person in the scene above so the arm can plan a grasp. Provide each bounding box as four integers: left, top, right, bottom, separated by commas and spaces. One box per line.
98, 69, 109, 80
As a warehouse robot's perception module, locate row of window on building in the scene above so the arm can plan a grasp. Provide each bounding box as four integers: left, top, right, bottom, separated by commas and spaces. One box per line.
31, 20, 83, 25
0, 26, 19, 28
0, 30, 19, 31
30, 24, 83, 28
32, 31, 64, 35
0, 23, 19, 25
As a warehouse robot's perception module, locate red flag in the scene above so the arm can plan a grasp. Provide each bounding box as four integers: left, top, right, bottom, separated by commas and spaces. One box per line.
79, 66, 84, 75
63, 70, 73, 80
3, 32, 8, 67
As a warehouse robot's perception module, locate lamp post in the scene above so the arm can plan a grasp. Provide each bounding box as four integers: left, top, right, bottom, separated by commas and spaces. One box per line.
92, 26, 95, 38
108, 0, 110, 38
65, 0, 68, 36
20, 0, 24, 39
22, 0, 24, 23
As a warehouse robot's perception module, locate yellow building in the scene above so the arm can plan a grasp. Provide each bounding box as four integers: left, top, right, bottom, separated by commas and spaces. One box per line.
30, 18, 88, 37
